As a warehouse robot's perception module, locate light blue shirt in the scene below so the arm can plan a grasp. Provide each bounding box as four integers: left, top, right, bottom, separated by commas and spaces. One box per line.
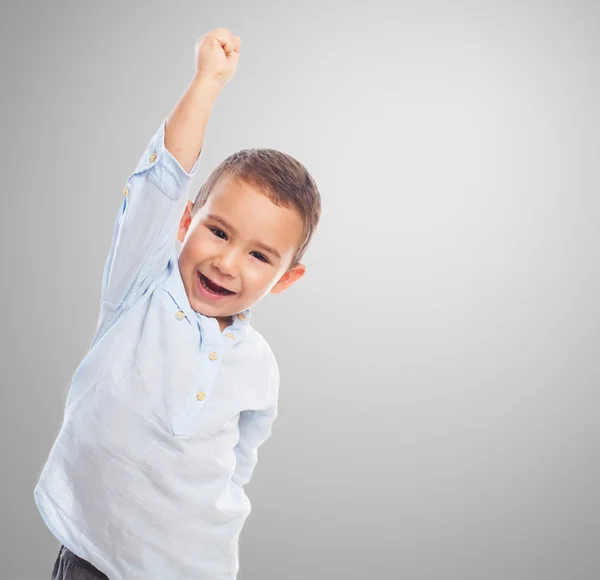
33, 118, 280, 580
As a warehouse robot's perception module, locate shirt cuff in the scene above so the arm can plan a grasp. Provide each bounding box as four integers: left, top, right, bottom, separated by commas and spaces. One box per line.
130, 117, 203, 200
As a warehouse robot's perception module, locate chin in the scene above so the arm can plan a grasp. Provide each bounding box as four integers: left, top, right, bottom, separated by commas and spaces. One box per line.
190, 296, 233, 318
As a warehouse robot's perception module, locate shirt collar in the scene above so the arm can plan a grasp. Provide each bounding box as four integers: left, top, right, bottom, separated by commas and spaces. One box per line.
194, 306, 251, 341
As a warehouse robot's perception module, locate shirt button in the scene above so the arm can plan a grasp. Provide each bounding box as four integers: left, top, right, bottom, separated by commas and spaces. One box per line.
175, 309, 185, 320
225, 332, 234, 339
123, 187, 129, 196
149, 153, 157, 162
196, 391, 205, 401
237, 313, 245, 321
208, 352, 218, 361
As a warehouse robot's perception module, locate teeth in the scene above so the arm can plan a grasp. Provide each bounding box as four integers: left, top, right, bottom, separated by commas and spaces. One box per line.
200, 273, 233, 295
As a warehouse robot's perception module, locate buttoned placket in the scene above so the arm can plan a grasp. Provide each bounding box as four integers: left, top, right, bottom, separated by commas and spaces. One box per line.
161, 251, 251, 435
171, 312, 251, 436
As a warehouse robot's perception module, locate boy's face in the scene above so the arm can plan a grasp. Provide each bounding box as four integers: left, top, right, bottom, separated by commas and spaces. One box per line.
176, 176, 306, 328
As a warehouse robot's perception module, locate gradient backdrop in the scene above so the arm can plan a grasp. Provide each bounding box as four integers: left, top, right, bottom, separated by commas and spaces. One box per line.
1, 0, 598, 578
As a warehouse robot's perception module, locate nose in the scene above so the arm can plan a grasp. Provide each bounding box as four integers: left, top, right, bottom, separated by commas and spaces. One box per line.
212, 248, 240, 279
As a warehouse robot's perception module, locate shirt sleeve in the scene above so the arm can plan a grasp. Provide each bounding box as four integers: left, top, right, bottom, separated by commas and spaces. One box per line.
231, 361, 280, 489
99, 117, 202, 310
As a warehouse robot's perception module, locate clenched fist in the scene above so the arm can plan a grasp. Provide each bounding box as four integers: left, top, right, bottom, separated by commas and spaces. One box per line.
194, 28, 241, 88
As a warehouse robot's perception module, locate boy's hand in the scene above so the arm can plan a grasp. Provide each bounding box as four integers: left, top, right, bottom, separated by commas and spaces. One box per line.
194, 28, 241, 88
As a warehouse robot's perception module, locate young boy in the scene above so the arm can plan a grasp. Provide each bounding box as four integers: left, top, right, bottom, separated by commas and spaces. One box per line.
34, 28, 321, 580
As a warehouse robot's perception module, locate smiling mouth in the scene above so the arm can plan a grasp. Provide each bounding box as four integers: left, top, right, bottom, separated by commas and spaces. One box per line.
198, 272, 236, 295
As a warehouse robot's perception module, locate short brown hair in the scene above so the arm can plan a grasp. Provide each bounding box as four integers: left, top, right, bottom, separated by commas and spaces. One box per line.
191, 148, 321, 271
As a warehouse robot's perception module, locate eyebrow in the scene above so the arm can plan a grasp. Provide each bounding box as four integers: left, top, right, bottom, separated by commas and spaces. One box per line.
206, 213, 282, 260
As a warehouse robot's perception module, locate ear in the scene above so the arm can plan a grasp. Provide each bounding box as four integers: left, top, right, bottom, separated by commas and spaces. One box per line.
177, 200, 195, 243
270, 263, 306, 294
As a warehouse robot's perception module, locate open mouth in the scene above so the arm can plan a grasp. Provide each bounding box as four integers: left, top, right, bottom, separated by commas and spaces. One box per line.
198, 272, 236, 296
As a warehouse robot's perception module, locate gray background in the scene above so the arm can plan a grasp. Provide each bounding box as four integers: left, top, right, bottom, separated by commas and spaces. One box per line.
1, 0, 598, 578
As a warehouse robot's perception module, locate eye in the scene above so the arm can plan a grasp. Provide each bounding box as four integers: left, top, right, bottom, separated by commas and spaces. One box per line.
251, 251, 269, 263
209, 227, 227, 239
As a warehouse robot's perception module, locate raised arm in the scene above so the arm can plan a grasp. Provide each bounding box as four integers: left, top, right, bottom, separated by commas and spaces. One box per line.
92, 29, 240, 346
164, 77, 219, 173
166, 29, 241, 172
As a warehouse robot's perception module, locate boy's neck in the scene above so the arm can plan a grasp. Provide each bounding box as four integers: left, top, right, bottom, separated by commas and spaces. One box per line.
217, 315, 233, 333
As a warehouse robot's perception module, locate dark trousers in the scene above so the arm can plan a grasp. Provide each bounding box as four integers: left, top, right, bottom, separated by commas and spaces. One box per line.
52, 545, 109, 580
